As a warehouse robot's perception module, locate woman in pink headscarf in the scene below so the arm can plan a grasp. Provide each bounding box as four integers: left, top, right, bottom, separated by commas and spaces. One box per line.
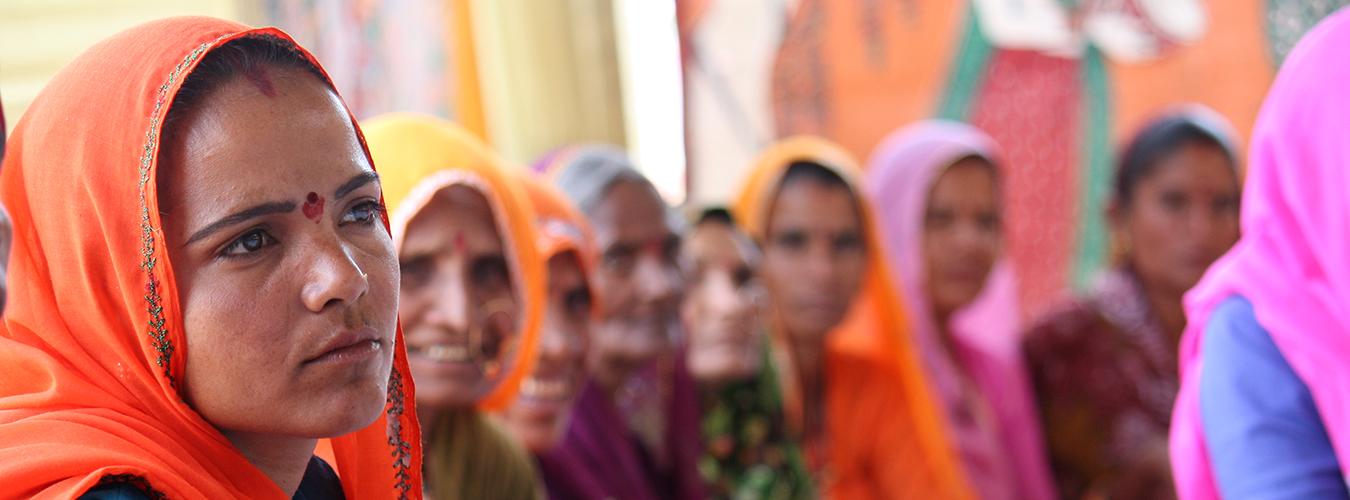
866, 121, 1056, 500
1171, 6, 1350, 500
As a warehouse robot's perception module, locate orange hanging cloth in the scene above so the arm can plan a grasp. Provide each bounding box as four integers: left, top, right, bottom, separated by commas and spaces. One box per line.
0, 17, 421, 499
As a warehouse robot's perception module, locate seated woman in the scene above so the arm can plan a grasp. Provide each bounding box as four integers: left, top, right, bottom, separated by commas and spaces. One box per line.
1172, 9, 1350, 500
500, 175, 593, 454
681, 208, 813, 499
537, 146, 705, 500
732, 137, 973, 499
361, 114, 544, 500
865, 121, 1056, 500
0, 18, 419, 498
1023, 105, 1241, 498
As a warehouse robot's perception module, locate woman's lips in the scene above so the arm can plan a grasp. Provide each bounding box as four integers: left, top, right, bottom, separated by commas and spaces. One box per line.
306, 328, 383, 365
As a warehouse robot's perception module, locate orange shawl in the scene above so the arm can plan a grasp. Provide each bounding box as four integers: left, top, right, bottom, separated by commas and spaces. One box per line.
518, 174, 595, 282
0, 17, 421, 499
732, 136, 973, 499
521, 177, 590, 263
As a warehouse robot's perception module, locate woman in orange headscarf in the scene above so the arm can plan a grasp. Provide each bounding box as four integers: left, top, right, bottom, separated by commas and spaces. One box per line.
362, 113, 545, 500
0, 17, 420, 498
732, 136, 972, 499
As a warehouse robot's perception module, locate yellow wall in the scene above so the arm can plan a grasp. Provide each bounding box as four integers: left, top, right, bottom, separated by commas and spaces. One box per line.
471, 0, 628, 165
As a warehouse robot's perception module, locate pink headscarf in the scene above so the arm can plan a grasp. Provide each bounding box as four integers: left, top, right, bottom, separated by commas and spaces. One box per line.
1170, 7, 1350, 499
866, 120, 1056, 500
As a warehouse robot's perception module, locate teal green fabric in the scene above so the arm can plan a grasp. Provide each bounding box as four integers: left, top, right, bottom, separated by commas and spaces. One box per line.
1072, 44, 1113, 290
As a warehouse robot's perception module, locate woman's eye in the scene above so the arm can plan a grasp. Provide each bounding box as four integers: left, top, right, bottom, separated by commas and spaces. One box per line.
602, 247, 638, 275
221, 228, 276, 257
565, 288, 593, 317
399, 256, 434, 290
978, 213, 1002, 233
1159, 191, 1188, 212
772, 231, 807, 252
472, 255, 511, 290
834, 232, 862, 253
341, 200, 387, 225
925, 210, 955, 230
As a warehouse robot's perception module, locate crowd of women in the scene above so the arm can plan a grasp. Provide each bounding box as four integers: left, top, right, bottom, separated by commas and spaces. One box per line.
1, 8, 1350, 500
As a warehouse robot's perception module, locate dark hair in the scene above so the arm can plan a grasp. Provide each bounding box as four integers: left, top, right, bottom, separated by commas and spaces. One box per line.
780, 160, 851, 192
695, 207, 735, 227
768, 160, 863, 240
1114, 116, 1236, 207
162, 35, 328, 133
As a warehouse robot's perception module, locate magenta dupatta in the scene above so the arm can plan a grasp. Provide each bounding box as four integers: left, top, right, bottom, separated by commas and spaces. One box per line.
1170, 7, 1350, 499
865, 120, 1056, 500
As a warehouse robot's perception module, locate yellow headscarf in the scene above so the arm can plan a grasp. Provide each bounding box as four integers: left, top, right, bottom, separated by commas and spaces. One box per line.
733, 136, 973, 499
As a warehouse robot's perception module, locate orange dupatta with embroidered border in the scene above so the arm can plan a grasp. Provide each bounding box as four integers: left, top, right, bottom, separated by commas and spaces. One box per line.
732, 136, 973, 500
0, 17, 421, 499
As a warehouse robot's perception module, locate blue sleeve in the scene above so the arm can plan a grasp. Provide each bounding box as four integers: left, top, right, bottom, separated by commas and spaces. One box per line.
1199, 296, 1348, 500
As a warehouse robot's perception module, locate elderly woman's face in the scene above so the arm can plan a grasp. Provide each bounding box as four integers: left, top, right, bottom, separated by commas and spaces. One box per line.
398, 184, 520, 410
586, 180, 684, 391
160, 66, 400, 443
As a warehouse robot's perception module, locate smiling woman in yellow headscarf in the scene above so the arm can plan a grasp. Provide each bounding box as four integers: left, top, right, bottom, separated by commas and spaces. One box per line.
733, 136, 973, 499
362, 113, 545, 500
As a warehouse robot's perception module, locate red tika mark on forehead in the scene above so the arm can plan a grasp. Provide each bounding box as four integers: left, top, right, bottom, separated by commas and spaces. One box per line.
643, 240, 665, 255
244, 66, 277, 98
453, 232, 467, 252
303, 192, 325, 223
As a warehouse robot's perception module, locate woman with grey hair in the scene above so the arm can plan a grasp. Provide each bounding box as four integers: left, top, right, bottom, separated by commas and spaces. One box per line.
533, 146, 706, 500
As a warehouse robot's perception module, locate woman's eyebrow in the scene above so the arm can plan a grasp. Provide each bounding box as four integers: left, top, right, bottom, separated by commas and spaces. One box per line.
335, 171, 380, 199
184, 201, 296, 246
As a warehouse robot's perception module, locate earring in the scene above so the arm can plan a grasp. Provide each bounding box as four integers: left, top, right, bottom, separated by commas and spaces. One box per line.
475, 297, 516, 379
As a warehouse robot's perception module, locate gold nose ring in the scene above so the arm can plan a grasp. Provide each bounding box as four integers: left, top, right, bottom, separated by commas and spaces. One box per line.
475, 297, 516, 379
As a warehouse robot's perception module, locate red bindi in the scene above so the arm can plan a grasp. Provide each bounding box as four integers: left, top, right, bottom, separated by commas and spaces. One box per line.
302, 192, 325, 223
243, 66, 277, 98
453, 232, 467, 252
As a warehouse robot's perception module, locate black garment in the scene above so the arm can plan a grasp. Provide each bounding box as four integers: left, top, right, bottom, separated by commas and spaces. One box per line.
79, 456, 345, 499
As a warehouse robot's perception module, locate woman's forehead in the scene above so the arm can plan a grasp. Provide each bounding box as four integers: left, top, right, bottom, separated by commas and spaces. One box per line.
164, 71, 364, 187
592, 180, 672, 235
403, 185, 505, 248
768, 181, 860, 229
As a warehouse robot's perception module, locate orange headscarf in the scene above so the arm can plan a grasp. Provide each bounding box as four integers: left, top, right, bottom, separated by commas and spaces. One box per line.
518, 173, 595, 287
0, 17, 421, 499
361, 112, 544, 413
732, 136, 973, 499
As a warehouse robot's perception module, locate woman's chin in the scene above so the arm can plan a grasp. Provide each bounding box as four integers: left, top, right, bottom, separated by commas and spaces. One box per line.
509, 412, 569, 453
291, 389, 390, 439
